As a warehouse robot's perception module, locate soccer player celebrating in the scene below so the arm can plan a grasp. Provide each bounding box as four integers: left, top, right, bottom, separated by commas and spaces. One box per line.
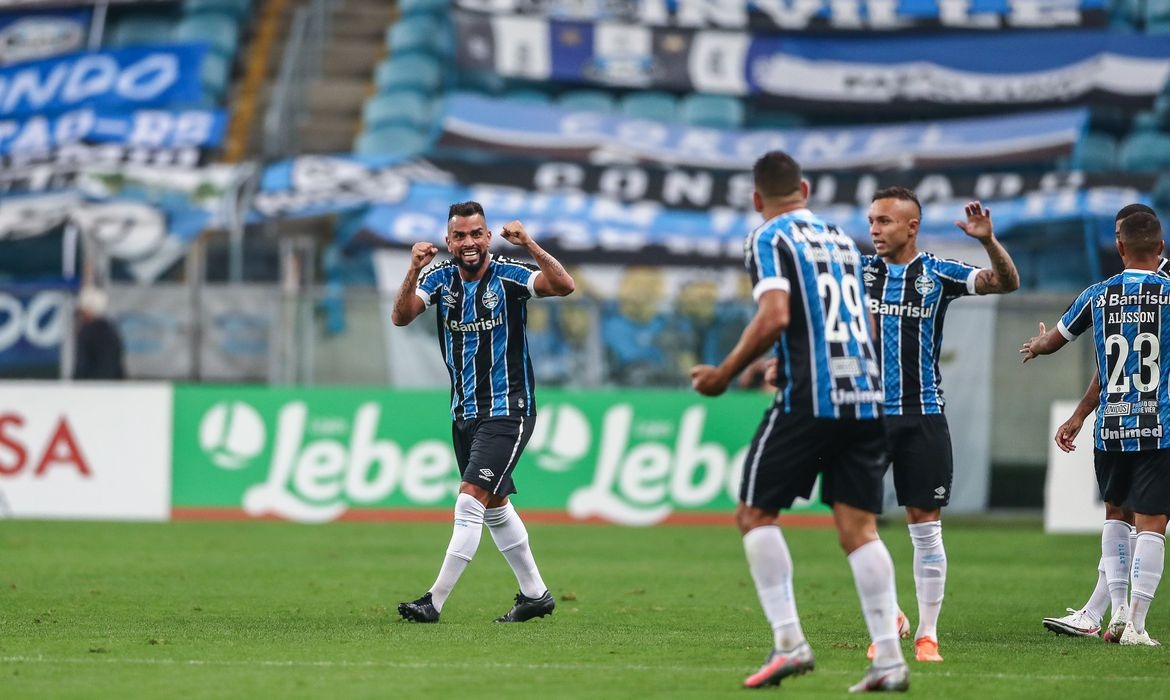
1044, 205, 1168, 644
862, 189, 1019, 662
691, 151, 909, 692
1024, 213, 1170, 646
392, 201, 575, 623
1022, 212, 1169, 646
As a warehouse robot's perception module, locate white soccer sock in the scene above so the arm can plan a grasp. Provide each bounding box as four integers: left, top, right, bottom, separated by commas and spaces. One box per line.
1081, 559, 1109, 625
428, 493, 485, 612
1102, 519, 1132, 614
742, 526, 805, 650
485, 501, 547, 599
1129, 531, 1166, 635
848, 539, 905, 667
908, 520, 946, 641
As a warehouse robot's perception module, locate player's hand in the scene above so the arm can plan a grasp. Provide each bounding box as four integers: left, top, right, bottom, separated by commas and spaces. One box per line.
691, 364, 730, 396
411, 241, 438, 270
500, 220, 531, 247
1020, 321, 1046, 364
1055, 415, 1084, 453
762, 358, 779, 387
956, 201, 993, 242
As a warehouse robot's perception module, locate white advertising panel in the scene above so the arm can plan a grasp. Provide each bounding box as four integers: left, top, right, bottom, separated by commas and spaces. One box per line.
0, 381, 171, 520
1044, 400, 1104, 533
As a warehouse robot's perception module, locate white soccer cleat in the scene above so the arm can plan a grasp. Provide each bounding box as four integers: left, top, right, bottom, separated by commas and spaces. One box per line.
1103, 605, 1129, 643
1041, 608, 1101, 638
1119, 621, 1161, 647
849, 662, 910, 693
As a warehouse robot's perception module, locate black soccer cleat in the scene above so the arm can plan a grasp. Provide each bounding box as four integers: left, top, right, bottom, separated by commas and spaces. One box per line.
494, 590, 555, 622
398, 592, 440, 623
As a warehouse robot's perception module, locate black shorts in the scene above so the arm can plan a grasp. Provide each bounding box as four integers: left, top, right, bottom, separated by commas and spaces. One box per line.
739, 407, 887, 514
1093, 448, 1170, 516
885, 414, 954, 509
452, 416, 535, 496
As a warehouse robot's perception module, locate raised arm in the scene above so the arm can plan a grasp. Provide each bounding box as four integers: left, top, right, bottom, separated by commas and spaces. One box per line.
1020, 321, 1069, 363
391, 242, 437, 326
500, 220, 575, 297
955, 201, 1021, 295
691, 289, 789, 396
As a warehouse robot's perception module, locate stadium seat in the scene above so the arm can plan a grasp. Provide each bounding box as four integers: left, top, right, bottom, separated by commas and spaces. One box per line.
398, 0, 449, 18
1073, 132, 1117, 172
108, 16, 175, 47
362, 92, 433, 130
354, 125, 433, 157
1148, 0, 1170, 22
679, 93, 745, 129
1153, 174, 1170, 213
506, 89, 553, 105
456, 69, 506, 95
375, 55, 444, 94
750, 109, 806, 130
385, 14, 453, 59
183, 0, 253, 21
175, 13, 239, 58
200, 52, 232, 100
1131, 110, 1164, 133
620, 92, 678, 122
1118, 131, 1170, 172
558, 89, 617, 114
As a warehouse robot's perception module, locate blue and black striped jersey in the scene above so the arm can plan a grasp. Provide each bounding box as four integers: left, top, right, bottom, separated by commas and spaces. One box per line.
416, 255, 540, 421
745, 208, 882, 420
1059, 267, 1170, 452
861, 253, 980, 415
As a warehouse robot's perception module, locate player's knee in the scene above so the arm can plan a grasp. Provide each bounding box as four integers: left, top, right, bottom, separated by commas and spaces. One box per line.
735, 504, 775, 534
459, 481, 492, 506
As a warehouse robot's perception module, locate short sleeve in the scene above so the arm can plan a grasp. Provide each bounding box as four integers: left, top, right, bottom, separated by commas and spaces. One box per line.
748, 227, 793, 302
932, 257, 981, 297
416, 267, 443, 308
495, 259, 539, 299
1057, 285, 1098, 340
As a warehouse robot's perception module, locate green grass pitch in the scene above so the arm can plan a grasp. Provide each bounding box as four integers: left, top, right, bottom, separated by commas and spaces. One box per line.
1, 518, 1168, 698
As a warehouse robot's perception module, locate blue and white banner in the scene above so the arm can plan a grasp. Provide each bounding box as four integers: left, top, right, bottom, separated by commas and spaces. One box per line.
453, 0, 1107, 31
0, 106, 226, 156
0, 1, 172, 7
0, 44, 206, 118
438, 93, 1088, 170
457, 18, 1170, 110
0, 7, 89, 65
0, 144, 205, 194
0, 279, 74, 371
354, 178, 1147, 266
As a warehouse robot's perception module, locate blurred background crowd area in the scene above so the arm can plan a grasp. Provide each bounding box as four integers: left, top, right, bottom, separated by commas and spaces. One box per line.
0, 0, 1169, 487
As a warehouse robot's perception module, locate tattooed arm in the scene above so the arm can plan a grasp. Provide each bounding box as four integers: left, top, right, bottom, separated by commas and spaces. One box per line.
391, 241, 436, 326
500, 220, 576, 297
956, 201, 1021, 295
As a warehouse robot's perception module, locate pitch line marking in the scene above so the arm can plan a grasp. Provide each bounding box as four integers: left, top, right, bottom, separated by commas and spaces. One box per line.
1, 655, 1168, 681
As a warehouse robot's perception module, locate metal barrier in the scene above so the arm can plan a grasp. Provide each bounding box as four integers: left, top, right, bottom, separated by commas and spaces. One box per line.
263, 0, 334, 158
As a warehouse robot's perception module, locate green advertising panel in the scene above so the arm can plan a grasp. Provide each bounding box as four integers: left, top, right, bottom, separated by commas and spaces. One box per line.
172, 386, 829, 524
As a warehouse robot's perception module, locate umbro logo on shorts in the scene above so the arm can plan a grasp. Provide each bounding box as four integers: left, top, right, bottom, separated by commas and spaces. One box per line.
934, 486, 947, 499
479, 468, 494, 478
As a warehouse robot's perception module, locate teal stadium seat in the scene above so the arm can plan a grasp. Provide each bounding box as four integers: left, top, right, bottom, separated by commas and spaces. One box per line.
354, 125, 433, 157
109, 16, 175, 46
679, 93, 744, 129
456, 69, 505, 95
1147, 0, 1170, 24
386, 15, 452, 59
1118, 131, 1170, 172
175, 13, 239, 57
375, 55, 444, 94
363, 92, 433, 130
398, 0, 449, 18
1074, 132, 1117, 172
620, 92, 678, 122
558, 89, 616, 113
506, 89, 553, 105
183, 0, 253, 22
1153, 175, 1170, 213
200, 52, 231, 100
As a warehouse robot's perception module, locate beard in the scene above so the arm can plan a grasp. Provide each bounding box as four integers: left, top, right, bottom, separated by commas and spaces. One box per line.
455, 253, 485, 274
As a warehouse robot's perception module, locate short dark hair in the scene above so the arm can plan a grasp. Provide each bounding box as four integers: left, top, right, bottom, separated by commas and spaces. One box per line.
1118, 211, 1163, 256
448, 201, 485, 220
872, 186, 922, 218
1115, 203, 1157, 223
752, 151, 802, 200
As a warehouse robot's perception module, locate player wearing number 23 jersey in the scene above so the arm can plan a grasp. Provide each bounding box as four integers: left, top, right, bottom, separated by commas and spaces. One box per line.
1058, 269, 1170, 452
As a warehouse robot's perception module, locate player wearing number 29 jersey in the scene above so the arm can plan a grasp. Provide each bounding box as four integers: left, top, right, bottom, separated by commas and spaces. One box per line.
1058, 269, 1170, 452
745, 209, 882, 419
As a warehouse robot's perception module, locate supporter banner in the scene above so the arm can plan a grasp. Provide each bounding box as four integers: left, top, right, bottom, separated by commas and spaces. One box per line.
457, 18, 1170, 110
0, 44, 205, 118
0, 107, 226, 157
0, 7, 89, 66
0, 381, 172, 520
0, 279, 72, 372
428, 157, 1157, 212
439, 93, 1087, 170
452, 0, 1106, 31
0, 1, 173, 7
354, 177, 1145, 266
171, 386, 806, 525
0, 144, 204, 194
